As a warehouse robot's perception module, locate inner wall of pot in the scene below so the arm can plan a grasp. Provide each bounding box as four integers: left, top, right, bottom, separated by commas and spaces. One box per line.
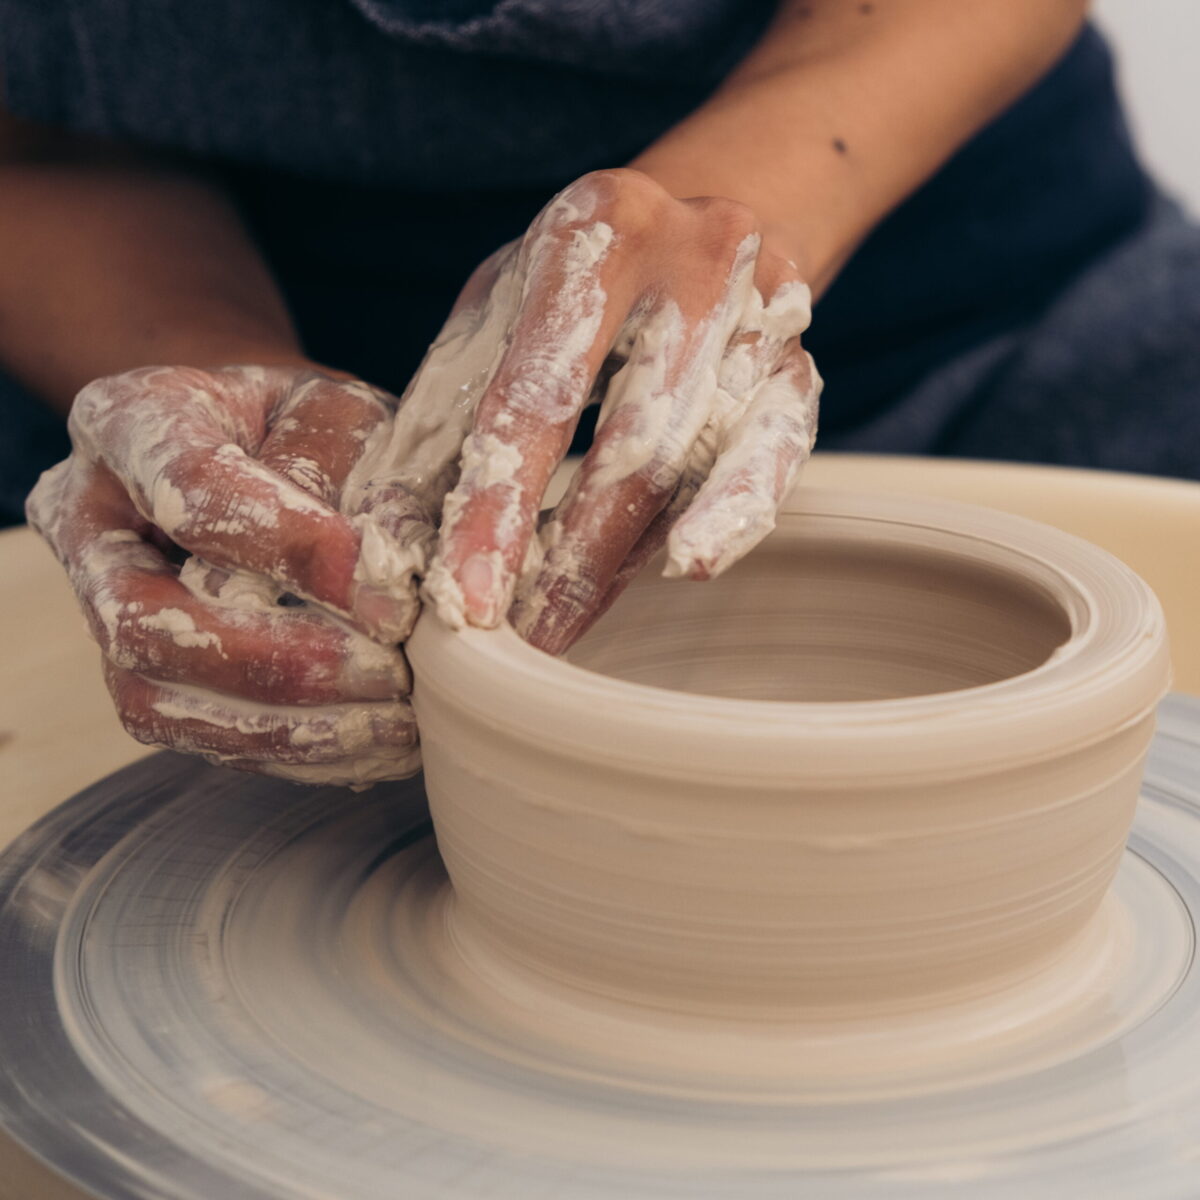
567, 536, 1074, 702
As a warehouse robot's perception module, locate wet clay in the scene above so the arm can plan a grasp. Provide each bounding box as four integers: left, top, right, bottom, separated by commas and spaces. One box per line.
408, 488, 1171, 1016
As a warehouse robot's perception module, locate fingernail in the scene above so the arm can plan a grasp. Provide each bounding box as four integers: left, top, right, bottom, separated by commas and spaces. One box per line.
460, 552, 505, 627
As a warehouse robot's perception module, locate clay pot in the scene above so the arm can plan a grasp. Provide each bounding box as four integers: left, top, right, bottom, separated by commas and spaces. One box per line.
408, 489, 1170, 1017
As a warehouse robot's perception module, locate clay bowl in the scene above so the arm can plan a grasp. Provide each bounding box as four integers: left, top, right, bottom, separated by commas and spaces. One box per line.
407, 489, 1171, 1019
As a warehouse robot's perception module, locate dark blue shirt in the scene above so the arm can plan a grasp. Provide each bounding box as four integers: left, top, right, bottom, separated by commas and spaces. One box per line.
0, 3, 1150, 438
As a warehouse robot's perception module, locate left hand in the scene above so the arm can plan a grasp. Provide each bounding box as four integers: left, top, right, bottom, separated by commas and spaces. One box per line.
26, 364, 429, 785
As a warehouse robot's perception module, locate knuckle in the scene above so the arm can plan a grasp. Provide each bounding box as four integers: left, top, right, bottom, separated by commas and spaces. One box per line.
277, 454, 337, 503
92, 602, 144, 671
698, 194, 758, 233
112, 610, 170, 674
24, 479, 51, 527
71, 366, 165, 425
545, 169, 672, 242
493, 356, 588, 422
24, 459, 70, 539
692, 196, 760, 259
640, 427, 693, 490
167, 446, 217, 499
605, 172, 673, 238
635, 463, 681, 503
279, 534, 335, 597
101, 666, 155, 744
605, 449, 680, 509
589, 167, 665, 206
87, 606, 124, 663
118, 708, 161, 748
67, 377, 117, 436
335, 377, 397, 416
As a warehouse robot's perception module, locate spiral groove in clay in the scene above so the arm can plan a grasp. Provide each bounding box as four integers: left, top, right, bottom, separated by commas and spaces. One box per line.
409, 489, 1171, 1015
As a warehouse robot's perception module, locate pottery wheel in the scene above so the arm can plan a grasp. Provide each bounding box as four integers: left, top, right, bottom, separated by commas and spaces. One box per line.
4, 696, 1200, 1200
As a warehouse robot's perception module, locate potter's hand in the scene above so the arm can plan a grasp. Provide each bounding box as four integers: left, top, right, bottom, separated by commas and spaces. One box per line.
26, 365, 427, 785
421, 169, 821, 654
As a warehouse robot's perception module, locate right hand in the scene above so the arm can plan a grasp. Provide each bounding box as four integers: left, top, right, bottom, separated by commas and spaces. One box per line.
418, 170, 820, 653
26, 364, 429, 786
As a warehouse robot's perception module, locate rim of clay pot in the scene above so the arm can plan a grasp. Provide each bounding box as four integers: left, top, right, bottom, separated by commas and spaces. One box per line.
408, 489, 1170, 785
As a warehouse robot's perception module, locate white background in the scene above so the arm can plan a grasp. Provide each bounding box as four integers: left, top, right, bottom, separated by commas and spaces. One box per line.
1094, 0, 1199, 214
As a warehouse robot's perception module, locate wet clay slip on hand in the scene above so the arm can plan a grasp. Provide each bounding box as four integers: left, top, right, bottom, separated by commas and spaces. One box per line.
408, 487, 1172, 1020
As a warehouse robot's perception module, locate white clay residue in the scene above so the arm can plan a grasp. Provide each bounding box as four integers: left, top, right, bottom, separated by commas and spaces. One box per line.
351, 514, 426, 601
147, 680, 418, 787
137, 607, 224, 653
178, 557, 282, 612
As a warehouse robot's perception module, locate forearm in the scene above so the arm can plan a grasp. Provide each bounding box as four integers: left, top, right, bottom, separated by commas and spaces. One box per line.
0, 114, 307, 414
631, 0, 1089, 294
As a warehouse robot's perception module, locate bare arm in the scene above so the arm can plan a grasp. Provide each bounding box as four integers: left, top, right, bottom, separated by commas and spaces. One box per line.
0, 110, 310, 413
632, 0, 1090, 293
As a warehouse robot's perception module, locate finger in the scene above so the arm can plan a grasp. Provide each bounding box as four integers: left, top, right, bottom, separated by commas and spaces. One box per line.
584, 268, 813, 601
517, 270, 813, 649
257, 374, 396, 506
104, 660, 418, 769
255, 373, 435, 641
36, 456, 409, 703
345, 481, 438, 645
218, 752, 422, 787
25, 453, 99, 566
120, 561, 409, 703
426, 193, 643, 628
68, 366, 410, 641
666, 342, 821, 581
507, 230, 761, 654
535, 453, 712, 652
